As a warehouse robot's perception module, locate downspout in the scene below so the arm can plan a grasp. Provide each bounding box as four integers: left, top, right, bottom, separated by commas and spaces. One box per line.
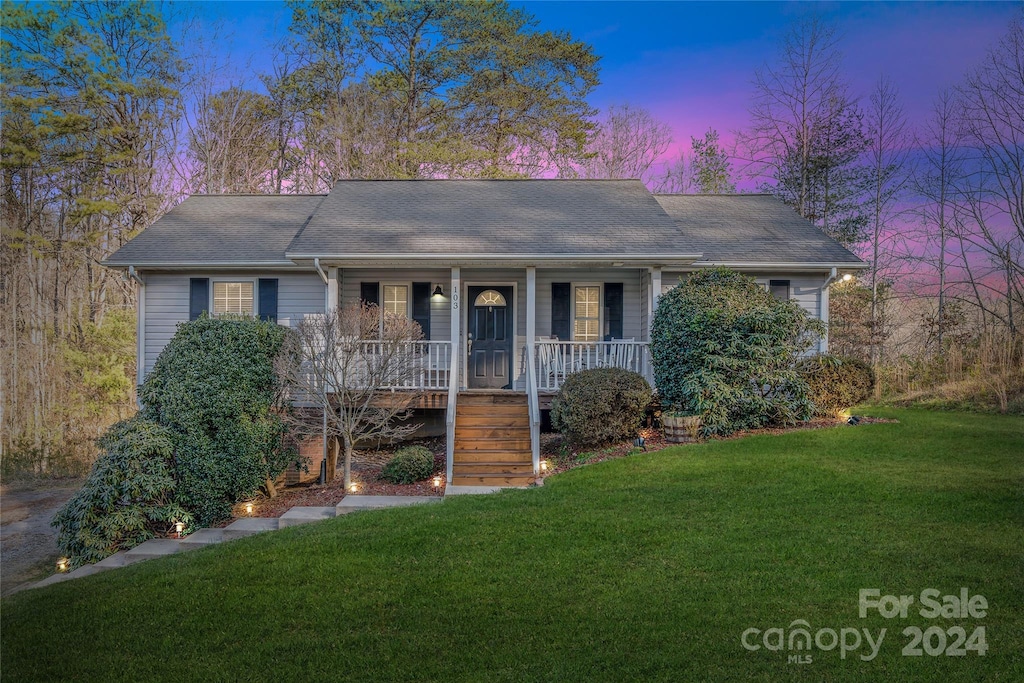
128, 267, 146, 408
819, 268, 838, 354
313, 258, 328, 285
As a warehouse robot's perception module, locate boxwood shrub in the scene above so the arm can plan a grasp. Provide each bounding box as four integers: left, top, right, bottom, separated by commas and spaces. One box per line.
551, 368, 652, 448
379, 445, 435, 484
650, 268, 824, 436
799, 354, 875, 417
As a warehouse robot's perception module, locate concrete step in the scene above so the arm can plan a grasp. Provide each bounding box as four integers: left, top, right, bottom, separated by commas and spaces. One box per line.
124, 539, 183, 564
222, 517, 280, 541
179, 528, 226, 548
336, 495, 441, 512
278, 506, 337, 528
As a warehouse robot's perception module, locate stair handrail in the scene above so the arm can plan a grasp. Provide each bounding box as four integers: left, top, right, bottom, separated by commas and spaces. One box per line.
525, 341, 541, 474
445, 341, 459, 485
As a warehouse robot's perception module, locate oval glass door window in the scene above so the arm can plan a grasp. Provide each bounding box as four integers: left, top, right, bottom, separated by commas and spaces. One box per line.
474, 289, 507, 307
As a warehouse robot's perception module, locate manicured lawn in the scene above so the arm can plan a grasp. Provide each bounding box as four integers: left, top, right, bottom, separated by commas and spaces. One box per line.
2, 408, 1022, 682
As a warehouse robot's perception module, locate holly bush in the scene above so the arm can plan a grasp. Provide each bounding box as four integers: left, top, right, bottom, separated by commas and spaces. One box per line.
651, 268, 824, 436
140, 315, 297, 525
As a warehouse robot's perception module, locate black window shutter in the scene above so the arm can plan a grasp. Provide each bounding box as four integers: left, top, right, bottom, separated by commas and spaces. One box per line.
189, 278, 209, 321
258, 279, 278, 322
411, 282, 431, 339
551, 282, 570, 341
360, 282, 379, 307
604, 282, 623, 341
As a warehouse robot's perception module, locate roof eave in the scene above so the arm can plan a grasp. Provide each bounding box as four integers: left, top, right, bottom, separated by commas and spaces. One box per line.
287, 253, 704, 268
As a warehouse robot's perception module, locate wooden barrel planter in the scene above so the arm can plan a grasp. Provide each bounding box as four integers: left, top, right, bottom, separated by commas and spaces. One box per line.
663, 414, 702, 443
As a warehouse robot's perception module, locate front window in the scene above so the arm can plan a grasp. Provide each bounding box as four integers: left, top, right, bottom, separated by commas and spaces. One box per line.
213, 281, 253, 315
769, 280, 790, 301
383, 285, 409, 317
574, 285, 600, 342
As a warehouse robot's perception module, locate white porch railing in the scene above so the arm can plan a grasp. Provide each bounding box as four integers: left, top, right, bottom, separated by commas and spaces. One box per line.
524, 340, 653, 391
304, 340, 453, 391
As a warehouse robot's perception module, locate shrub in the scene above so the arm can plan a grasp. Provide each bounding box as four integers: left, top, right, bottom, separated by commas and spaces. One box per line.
800, 354, 875, 417
651, 268, 824, 437
379, 446, 434, 484
52, 417, 191, 569
140, 315, 297, 525
551, 368, 652, 448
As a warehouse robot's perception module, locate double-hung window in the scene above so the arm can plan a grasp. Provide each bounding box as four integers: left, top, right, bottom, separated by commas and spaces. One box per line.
573, 285, 601, 342
213, 281, 254, 315
382, 284, 409, 317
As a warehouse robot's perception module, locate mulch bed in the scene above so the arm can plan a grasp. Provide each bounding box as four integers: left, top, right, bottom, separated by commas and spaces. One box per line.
236, 416, 897, 520
237, 437, 447, 519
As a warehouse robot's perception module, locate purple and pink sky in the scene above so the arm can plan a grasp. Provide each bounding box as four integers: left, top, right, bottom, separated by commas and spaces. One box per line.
185, 0, 1019, 170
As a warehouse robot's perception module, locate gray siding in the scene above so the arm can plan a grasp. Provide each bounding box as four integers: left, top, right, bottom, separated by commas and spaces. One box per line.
143, 272, 324, 376
339, 269, 452, 341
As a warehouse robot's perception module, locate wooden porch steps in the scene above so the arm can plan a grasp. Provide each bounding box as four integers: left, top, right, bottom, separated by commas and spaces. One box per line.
453, 392, 535, 487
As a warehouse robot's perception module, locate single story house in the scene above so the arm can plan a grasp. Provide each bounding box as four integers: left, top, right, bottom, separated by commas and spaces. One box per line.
104, 180, 865, 485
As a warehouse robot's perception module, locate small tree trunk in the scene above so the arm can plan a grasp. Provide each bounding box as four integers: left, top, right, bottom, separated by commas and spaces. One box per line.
343, 437, 354, 490
263, 476, 278, 498
325, 435, 339, 483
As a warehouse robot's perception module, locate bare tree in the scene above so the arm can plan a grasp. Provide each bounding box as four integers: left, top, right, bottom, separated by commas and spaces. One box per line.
956, 12, 1024, 335
276, 304, 424, 488
914, 89, 965, 351
579, 104, 673, 181
738, 16, 869, 245
864, 76, 912, 365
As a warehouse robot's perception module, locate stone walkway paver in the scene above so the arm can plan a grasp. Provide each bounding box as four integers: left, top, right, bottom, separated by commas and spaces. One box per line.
18, 491, 485, 593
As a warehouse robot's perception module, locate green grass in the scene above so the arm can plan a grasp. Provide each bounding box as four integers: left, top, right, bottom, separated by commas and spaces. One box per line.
2, 408, 1022, 682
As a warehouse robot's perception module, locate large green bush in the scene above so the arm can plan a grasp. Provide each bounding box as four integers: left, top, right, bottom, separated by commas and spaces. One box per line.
379, 446, 434, 484
651, 268, 824, 436
799, 354, 875, 417
140, 315, 297, 525
52, 417, 191, 569
551, 368, 653, 448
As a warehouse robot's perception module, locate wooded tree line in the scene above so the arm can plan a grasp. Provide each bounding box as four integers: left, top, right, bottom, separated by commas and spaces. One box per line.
2, 2, 1021, 473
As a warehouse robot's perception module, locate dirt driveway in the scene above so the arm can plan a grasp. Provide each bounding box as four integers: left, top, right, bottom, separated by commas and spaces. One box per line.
1, 483, 80, 595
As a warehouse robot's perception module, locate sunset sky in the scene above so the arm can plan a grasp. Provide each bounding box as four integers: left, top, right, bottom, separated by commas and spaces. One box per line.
186, 0, 1019, 169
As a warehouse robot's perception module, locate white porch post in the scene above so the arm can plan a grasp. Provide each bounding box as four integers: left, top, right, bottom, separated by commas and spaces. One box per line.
648, 266, 662, 339
526, 267, 539, 473
446, 266, 461, 484
526, 267, 536, 348
327, 267, 339, 311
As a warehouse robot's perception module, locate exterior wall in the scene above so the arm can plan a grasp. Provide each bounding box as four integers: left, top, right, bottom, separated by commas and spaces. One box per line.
142, 271, 324, 377
663, 270, 832, 353
338, 268, 452, 341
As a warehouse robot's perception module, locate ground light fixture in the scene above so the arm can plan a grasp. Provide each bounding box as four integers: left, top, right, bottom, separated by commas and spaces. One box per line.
56, 557, 69, 573
540, 460, 549, 473
432, 476, 442, 494
245, 502, 254, 515
349, 482, 359, 493
175, 521, 184, 538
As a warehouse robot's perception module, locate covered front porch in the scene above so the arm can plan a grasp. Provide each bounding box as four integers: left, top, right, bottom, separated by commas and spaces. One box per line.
314, 262, 676, 483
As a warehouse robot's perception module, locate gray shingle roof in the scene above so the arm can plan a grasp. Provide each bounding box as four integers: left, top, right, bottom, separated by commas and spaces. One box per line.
287, 179, 687, 257
104, 194, 326, 266
653, 194, 865, 265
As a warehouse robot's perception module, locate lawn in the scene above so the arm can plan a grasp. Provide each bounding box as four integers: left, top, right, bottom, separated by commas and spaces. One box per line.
2, 408, 1022, 682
